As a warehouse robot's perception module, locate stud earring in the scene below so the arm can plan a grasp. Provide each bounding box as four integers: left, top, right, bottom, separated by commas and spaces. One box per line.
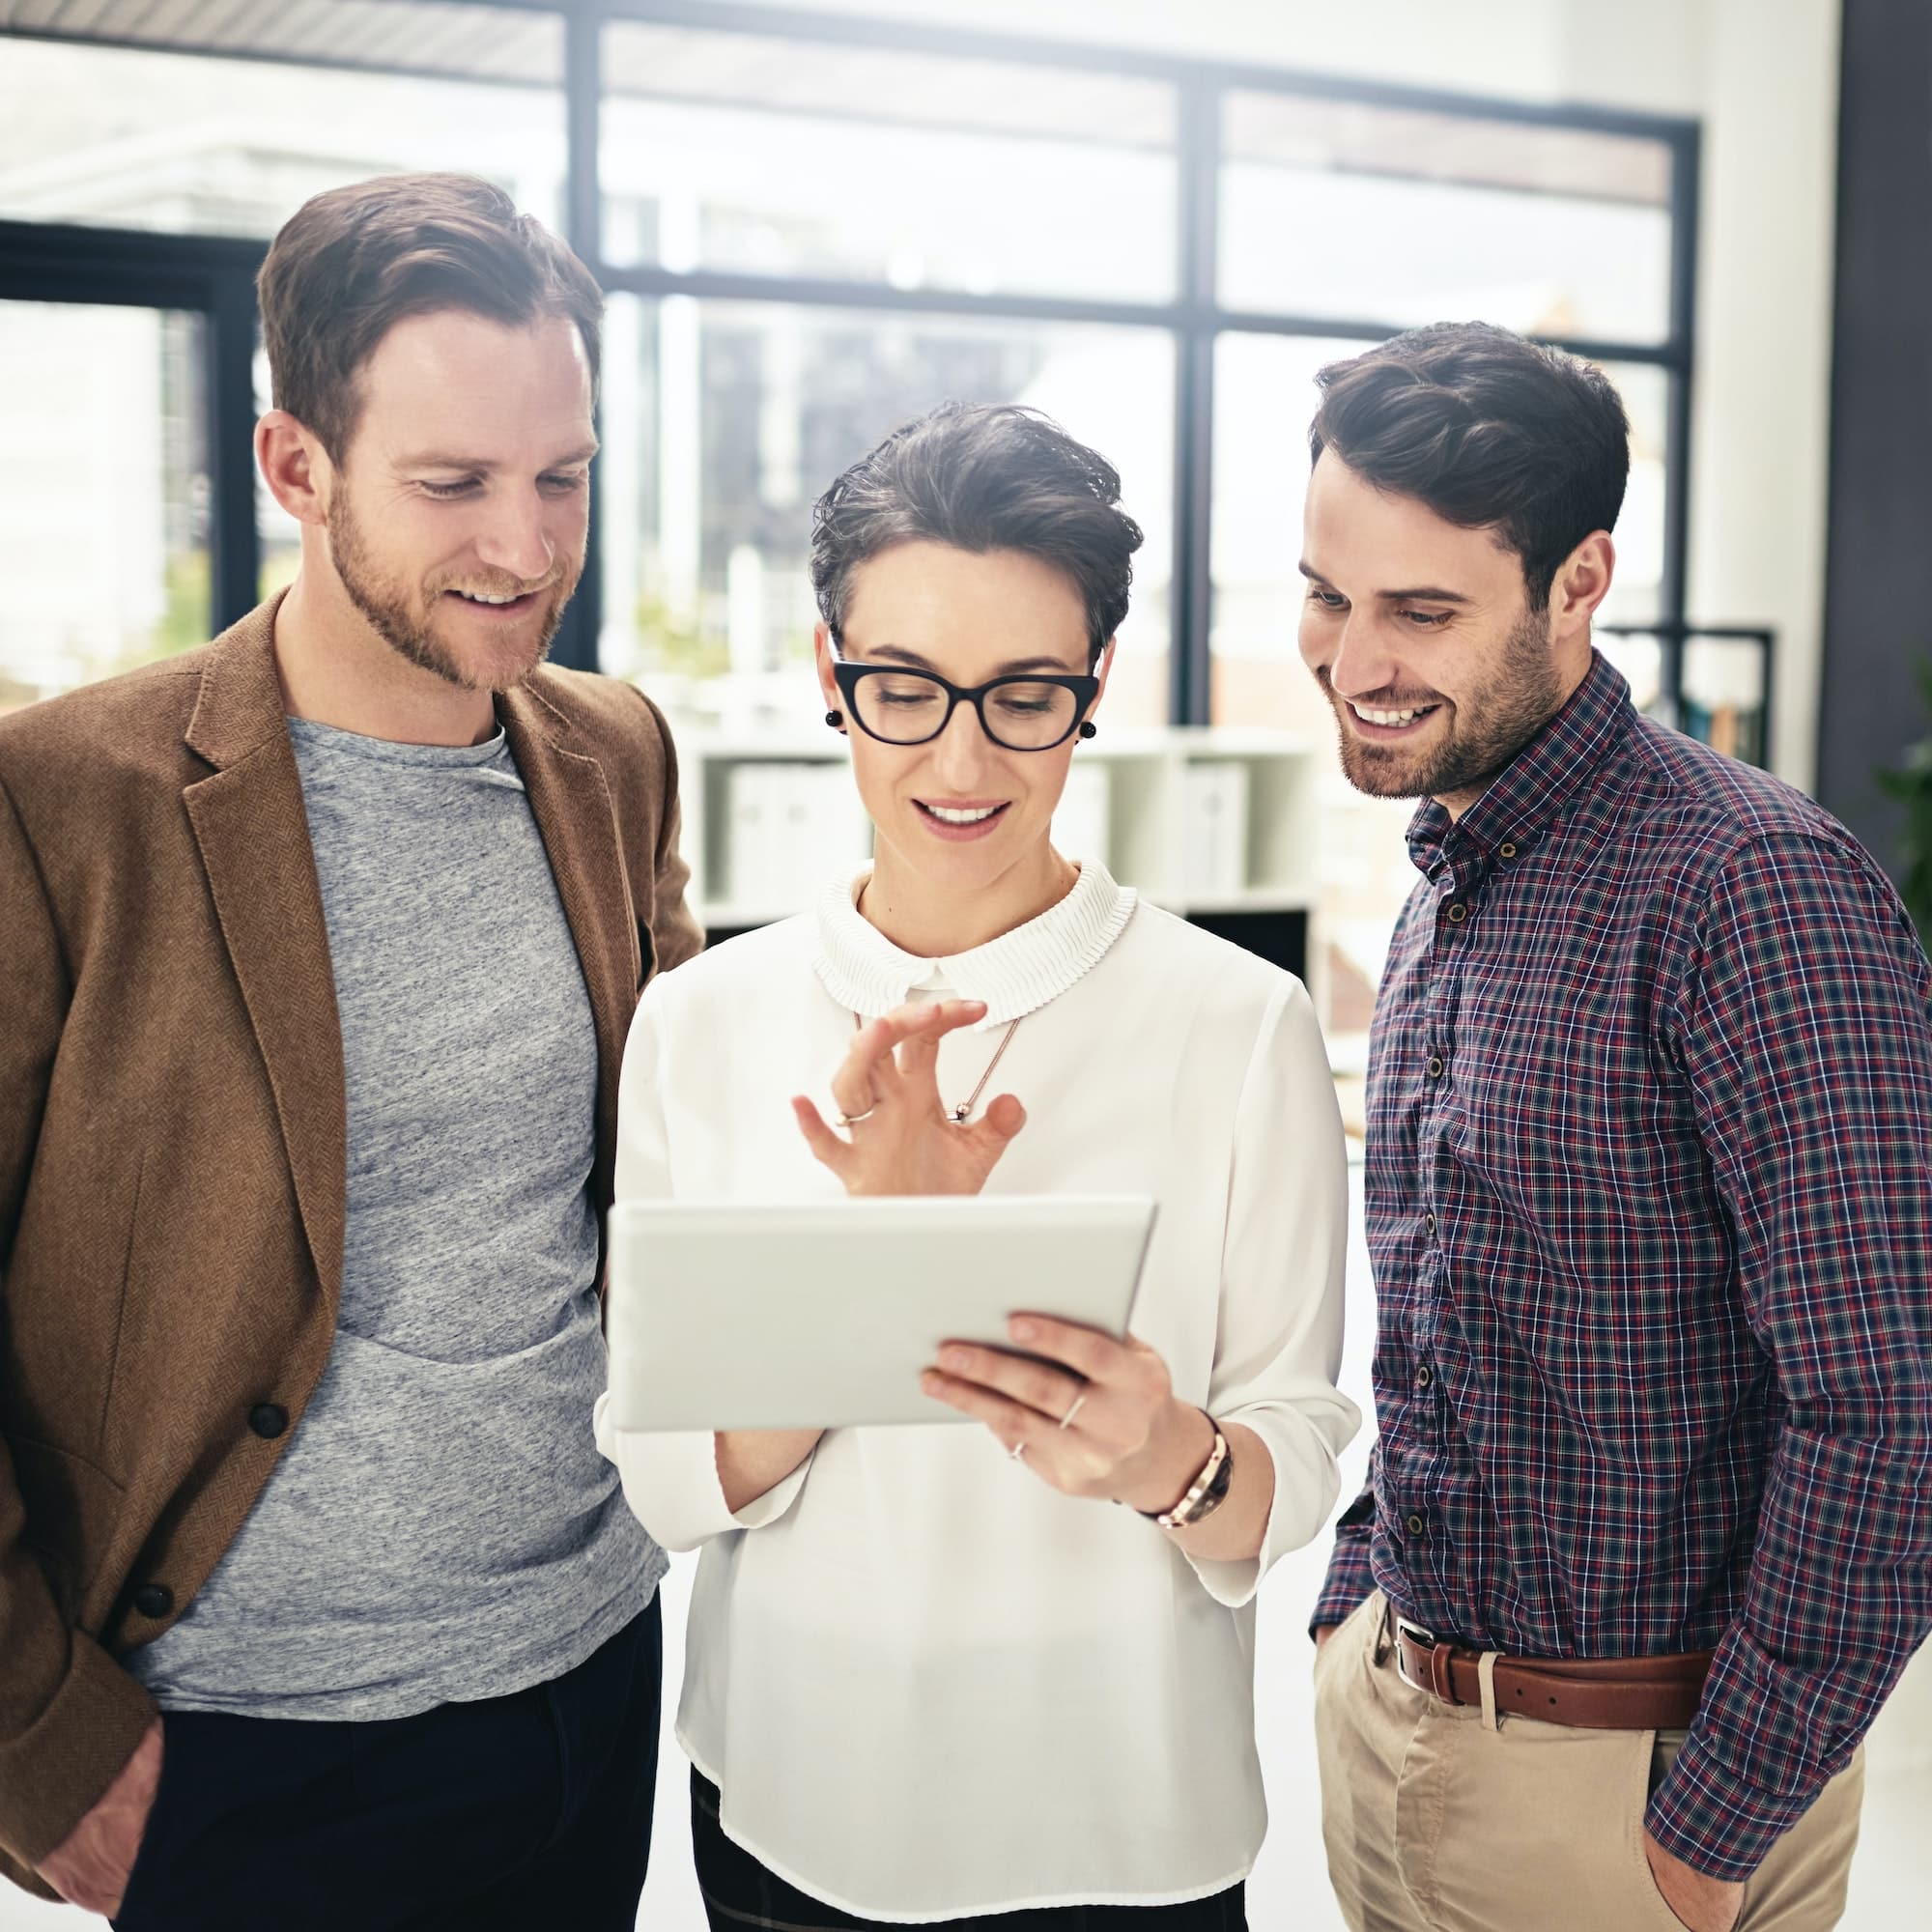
825, 709, 844, 728
1078, 721, 1098, 740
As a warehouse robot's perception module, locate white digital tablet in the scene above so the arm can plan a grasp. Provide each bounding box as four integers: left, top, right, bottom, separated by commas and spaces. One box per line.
604, 1195, 1158, 1432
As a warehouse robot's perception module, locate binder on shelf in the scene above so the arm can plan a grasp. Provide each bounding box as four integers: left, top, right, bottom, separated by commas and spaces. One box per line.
1050, 761, 1113, 867
1180, 761, 1249, 898
723, 762, 870, 914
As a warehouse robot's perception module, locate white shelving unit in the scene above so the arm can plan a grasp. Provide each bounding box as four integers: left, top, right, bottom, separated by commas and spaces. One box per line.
672, 726, 1324, 1000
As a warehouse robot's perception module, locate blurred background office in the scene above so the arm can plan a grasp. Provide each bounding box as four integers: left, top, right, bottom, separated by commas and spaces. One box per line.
0, 0, 1924, 1925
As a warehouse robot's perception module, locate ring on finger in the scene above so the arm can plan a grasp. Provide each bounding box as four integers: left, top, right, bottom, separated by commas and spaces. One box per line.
835, 1106, 875, 1127
1009, 1439, 1028, 1462
1058, 1393, 1087, 1432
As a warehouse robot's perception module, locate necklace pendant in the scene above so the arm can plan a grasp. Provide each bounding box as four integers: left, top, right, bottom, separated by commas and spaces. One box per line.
950, 1103, 970, 1125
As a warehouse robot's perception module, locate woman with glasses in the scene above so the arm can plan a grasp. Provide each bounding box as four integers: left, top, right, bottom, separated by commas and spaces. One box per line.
597, 403, 1356, 1930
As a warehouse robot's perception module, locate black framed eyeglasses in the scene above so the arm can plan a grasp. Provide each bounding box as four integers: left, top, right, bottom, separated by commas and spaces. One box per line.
832, 662, 1100, 752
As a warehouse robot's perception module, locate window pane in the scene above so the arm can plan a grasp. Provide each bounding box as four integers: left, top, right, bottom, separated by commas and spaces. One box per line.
600, 22, 1177, 305
1596, 361, 1669, 626
0, 17, 565, 238
1220, 92, 1675, 344
0, 301, 209, 709
600, 297, 1173, 730
255, 336, 303, 604
1209, 331, 1366, 742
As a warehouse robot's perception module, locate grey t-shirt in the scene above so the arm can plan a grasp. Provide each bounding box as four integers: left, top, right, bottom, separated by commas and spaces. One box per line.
132, 718, 664, 1719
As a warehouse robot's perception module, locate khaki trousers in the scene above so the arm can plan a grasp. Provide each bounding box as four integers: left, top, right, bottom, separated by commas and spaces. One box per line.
1313, 1592, 1865, 1932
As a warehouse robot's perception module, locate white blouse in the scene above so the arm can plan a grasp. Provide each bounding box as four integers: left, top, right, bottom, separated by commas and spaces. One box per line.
595, 862, 1358, 1922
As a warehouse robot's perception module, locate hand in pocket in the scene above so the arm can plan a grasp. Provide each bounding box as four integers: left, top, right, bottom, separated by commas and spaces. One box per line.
1643, 1828, 1744, 1932
39, 1718, 164, 1917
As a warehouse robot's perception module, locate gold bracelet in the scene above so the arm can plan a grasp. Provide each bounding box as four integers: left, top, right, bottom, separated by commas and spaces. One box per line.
1140, 1412, 1233, 1529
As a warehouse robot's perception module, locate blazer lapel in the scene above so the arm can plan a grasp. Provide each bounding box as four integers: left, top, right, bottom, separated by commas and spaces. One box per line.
499, 684, 640, 1211
183, 599, 347, 1308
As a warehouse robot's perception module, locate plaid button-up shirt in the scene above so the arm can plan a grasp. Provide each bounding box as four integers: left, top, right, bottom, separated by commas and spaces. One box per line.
1314, 651, 1932, 1879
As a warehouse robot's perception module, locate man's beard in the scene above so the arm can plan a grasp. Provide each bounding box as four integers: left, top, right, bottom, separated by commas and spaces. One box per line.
327, 490, 577, 693
1318, 603, 1569, 805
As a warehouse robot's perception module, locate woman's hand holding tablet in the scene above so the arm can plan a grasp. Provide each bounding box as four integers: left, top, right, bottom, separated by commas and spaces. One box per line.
922, 1315, 1220, 1516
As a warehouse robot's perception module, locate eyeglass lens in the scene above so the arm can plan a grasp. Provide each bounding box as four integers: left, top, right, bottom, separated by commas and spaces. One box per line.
851, 672, 1078, 750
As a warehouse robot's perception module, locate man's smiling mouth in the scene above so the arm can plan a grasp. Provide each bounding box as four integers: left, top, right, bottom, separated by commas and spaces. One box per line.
1347, 699, 1443, 734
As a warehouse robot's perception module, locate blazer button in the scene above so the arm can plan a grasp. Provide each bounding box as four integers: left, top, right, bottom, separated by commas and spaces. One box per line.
133, 1584, 174, 1620
249, 1403, 289, 1439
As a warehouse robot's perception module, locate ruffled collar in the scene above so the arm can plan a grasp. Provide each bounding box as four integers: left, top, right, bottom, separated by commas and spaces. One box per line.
812, 860, 1138, 1028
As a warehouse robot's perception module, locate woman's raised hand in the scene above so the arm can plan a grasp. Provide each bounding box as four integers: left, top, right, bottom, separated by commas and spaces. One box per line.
792, 999, 1026, 1197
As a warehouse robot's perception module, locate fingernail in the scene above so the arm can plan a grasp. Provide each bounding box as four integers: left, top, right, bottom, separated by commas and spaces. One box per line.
1010, 1319, 1036, 1342
940, 1346, 969, 1371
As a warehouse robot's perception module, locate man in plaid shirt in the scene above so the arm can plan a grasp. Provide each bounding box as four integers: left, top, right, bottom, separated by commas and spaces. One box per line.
1301, 323, 1931, 1932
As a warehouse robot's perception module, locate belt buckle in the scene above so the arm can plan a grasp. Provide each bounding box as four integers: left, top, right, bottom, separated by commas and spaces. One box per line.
1393, 1613, 1437, 1696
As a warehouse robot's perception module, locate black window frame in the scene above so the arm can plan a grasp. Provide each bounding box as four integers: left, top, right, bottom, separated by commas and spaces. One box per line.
0, 0, 1705, 724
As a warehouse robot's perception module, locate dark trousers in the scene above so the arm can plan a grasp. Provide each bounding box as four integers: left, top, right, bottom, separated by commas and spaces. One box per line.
113, 1596, 661, 1932
691, 1770, 1247, 1932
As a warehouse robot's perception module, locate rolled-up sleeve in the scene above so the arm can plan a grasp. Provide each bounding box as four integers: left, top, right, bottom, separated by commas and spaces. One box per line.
1647, 833, 1932, 1878
598, 973, 816, 1550
1312, 1466, 1380, 1634
1184, 978, 1359, 1608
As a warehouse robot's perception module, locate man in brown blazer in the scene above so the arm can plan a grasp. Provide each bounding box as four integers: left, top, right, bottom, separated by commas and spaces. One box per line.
0, 175, 701, 1928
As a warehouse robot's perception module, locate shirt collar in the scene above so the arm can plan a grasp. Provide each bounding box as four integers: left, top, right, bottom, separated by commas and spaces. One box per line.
1406, 647, 1634, 879
813, 860, 1138, 1027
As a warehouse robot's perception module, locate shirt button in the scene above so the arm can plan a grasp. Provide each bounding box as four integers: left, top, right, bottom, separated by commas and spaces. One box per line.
1445, 902, 1468, 924
248, 1403, 289, 1439
1426, 1211, 1438, 1238
1426, 1055, 1445, 1080
1405, 1512, 1427, 1537
1416, 1366, 1434, 1389
133, 1584, 174, 1620
1499, 841, 1520, 861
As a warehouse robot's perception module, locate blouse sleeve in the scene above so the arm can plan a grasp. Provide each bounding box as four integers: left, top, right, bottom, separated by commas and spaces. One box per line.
595, 971, 816, 1551
1183, 976, 1359, 1608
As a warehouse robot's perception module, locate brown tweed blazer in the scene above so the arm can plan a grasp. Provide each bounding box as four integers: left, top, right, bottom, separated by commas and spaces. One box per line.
0, 598, 702, 1893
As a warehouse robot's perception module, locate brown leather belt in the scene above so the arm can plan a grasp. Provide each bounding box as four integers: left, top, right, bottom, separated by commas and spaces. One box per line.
1384, 1603, 1713, 1730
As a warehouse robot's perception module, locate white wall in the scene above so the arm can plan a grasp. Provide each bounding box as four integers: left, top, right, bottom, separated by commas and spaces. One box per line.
749, 0, 1842, 792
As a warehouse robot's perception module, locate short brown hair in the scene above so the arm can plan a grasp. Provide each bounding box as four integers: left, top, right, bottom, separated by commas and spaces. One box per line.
810, 403, 1143, 666
1310, 322, 1630, 610
257, 172, 603, 460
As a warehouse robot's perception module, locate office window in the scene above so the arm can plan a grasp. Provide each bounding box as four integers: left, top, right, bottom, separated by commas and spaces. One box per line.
1208, 331, 1364, 742
0, 301, 208, 710
600, 22, 1178, 306
1220, 92, 1676, 344
0, 12, 565, 239
256, 339, 304, 604
0, 7, 1701, 1019
1595, 360, 1670, 624
599, 296, 1176, 731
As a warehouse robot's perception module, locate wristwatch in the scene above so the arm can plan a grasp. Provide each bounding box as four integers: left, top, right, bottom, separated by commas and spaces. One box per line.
1139, 1411, 1233, 1529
